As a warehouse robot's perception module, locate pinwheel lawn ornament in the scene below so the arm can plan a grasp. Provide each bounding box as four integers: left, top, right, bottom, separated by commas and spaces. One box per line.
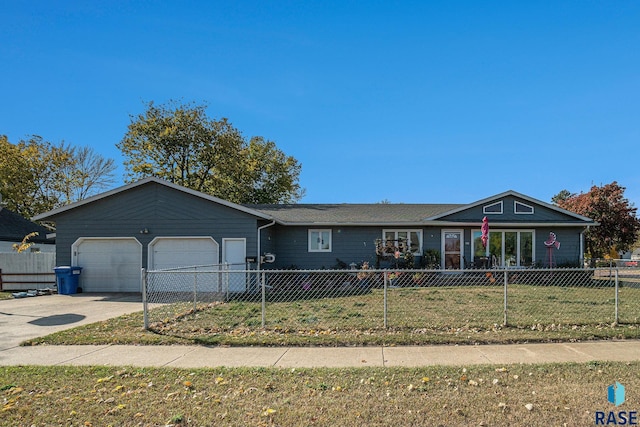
544, 232, 561, 267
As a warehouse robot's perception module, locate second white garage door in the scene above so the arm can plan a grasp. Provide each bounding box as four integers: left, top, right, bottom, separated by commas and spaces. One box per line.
148, 237, 221, 293
148, 237, 219, 270
72, 238, 142, 292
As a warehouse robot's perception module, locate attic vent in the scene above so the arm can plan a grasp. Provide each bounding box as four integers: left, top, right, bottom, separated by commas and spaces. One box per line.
514, 201, 534, 214
483, 201, 503, 214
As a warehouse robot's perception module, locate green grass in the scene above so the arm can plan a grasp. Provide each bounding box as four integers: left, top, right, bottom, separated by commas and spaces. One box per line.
0, 291, 14, 301
24, 285, 640, 347
2, 361, 637, 426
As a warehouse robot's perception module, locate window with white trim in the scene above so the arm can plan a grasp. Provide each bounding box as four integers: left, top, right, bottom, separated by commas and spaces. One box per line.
514, 201, 534, 214
380, 230, 422, 255
472, 229, 534, 267
483, 201, 503, 214
308, 229, 332, 252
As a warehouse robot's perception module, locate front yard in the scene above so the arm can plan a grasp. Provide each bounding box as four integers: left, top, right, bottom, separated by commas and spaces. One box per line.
24, 284, 640, 347
2, 362, 638, 426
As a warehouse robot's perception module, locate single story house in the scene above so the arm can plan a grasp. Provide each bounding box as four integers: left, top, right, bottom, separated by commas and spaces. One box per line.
0, 204, 55, 253
33, 177, 597, 293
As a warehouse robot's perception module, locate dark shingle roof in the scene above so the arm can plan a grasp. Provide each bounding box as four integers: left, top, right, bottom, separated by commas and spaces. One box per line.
246, 203, 464, 225
0, 207, 53, 243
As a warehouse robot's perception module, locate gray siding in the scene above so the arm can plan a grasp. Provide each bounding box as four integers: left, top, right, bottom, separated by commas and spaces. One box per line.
441, 195, 581, 223
264, 224, 585, 270
51, 182, 260, 267
268, 226, 382, 269
535, 228, 583, 267
267, 226, 448, 269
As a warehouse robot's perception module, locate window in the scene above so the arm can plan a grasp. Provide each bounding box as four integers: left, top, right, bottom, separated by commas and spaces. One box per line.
381, 230, 422, 255
514, 201, 534, 214
472, 230, 534, 267
308, 229, 332, 252
483, 201, 503, 214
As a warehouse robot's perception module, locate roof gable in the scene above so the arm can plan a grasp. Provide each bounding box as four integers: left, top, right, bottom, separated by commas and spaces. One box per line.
427, 190, 596, 225
32, 177, 273, 222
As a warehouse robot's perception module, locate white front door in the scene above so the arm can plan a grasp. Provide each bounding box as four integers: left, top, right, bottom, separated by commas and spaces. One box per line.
222, 238, 246, 292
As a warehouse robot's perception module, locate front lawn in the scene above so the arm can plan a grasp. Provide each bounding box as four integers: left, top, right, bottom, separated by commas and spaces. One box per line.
2, 362, 635, 426
23, 285, 640, 346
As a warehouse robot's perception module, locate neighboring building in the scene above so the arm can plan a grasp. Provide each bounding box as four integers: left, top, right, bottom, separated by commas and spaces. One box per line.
0, 205, 55, 253
33, 177, 597, 293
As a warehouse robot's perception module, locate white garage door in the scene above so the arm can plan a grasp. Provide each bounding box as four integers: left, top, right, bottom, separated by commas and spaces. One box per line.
149, 237, 220, 293
149, 237, 219, 270
72, 238, 142, 292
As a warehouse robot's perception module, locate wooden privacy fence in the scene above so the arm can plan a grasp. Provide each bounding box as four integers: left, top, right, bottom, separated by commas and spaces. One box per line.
0, 268, 56, 291
0, 252, 56, 291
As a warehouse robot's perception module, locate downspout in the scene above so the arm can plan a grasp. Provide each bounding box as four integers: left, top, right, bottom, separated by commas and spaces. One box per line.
580, 226, 589, 267
257, 220, 276, 272
256, 220, 276, 302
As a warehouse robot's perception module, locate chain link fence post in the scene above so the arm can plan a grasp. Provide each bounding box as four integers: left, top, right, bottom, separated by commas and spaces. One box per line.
142, 268, 148, 330
222, 263, 229, 301
193, 266, 198, 312
503, 269, 508, 326
383, 271, 388, 328
261, 270, 266, 328
615, 268, 619, 325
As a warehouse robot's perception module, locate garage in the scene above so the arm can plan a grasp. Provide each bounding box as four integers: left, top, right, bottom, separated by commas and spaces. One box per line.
72, 238, 143, 292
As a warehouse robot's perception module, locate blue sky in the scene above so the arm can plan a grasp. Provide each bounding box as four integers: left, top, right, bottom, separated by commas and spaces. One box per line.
2, 1, 639, 207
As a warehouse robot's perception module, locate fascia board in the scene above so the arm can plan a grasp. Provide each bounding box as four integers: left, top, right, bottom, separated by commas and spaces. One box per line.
272, 221, 432, 227
426, 221, 599, 227
270, 219, 599, 227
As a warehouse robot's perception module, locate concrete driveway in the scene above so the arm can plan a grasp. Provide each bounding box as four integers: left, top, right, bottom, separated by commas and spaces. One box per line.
0, 293, 143, 350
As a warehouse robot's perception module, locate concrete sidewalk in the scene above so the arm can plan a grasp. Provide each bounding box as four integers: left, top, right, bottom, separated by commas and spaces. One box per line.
2, 341, 640, 368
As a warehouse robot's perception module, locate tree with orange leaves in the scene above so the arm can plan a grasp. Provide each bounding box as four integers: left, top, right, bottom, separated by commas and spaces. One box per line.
553, 182, 640, 259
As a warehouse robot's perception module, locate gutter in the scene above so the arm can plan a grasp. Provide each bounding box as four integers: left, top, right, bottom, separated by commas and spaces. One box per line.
270, 221, 598, 228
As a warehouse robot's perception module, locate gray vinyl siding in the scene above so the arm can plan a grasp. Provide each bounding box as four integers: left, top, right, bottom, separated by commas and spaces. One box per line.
534, 228, 584, 267
441, 195, 581, 223
267, 226, 448, 269
268, 226, 400, 269
51, 182, 260, 268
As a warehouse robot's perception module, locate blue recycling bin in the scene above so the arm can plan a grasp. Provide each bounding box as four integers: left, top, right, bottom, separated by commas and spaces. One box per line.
54, 266, 82, 295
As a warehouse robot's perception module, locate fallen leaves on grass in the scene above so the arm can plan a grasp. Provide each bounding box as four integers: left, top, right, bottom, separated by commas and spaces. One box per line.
262, 408, 277, 416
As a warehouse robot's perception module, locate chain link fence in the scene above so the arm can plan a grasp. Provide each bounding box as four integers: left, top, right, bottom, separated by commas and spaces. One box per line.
143, 265, 640, 334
